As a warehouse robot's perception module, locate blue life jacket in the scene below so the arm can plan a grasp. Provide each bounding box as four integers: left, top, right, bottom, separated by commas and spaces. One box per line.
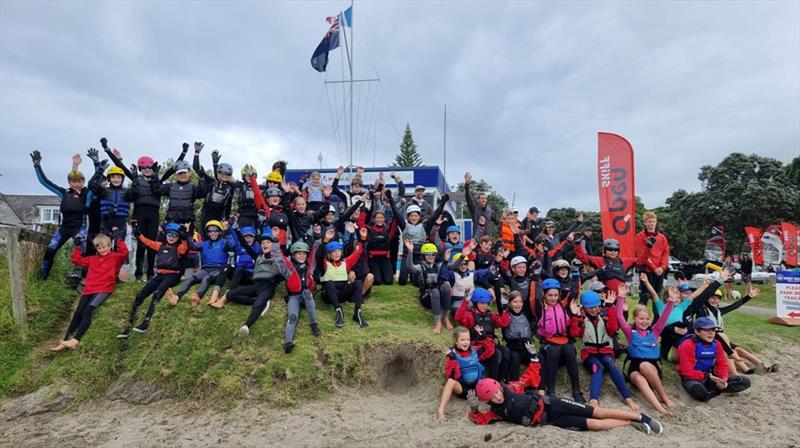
100, 187, 131, 218
692, 336, 717, 372
234, 242, 259, 271
627, 329, 660, 360
200, 239, 230, 268
455, 347, 485, 384
445, 241, 463, 262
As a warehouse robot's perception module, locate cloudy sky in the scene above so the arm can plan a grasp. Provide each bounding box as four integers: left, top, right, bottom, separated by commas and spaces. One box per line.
1, 1, 798, 213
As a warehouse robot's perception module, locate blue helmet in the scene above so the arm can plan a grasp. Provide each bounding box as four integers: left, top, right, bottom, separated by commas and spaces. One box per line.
471, 288, 492, 303
258, 228, 278, 242
326, 241, 344, 252
580, 291, 601, 308
446, 225, 461, 234
541, 278, 561, 291
164, 223, 182, 234
239, 226, 257, 237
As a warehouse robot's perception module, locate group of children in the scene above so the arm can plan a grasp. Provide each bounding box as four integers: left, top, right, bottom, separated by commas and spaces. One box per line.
33, 143, 775, 434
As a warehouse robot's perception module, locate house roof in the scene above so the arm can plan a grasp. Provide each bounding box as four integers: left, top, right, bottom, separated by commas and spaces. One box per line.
1, 194, 60, 224
0, 194, 23, 226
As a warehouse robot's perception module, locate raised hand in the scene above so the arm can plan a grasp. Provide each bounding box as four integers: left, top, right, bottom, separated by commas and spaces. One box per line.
356, 165, 364, 175
719, 269, 731, 282
577, 212, 584, 223
129, 164, 139, 178
111, 148, 123, 160
151, 161, 160, 174
569, 298, 582, 315
211, 149, 221, 165
87, 148, 100, 163
466, 389, 480, 411
336, 165, 345, 177
668, 286, 681, 303
404, 239, 414, 251
72, 153, 82, 167
383, 189, 392, 200
100, 137, 109, 150
640, 272, 649, 283
441, 193, 450, 203
194, 142, 204, 153
359, 227, 368, 240
182, 142, 190, 154
617, 283, 630, 297
436, 215, 446, 225
464, 171, 472, 183
324, 228, 336, 242
748, 287, 761, 298
30, 150, 42, 166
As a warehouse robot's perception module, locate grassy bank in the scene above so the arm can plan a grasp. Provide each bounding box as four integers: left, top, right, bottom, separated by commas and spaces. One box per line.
1, 249, 795, 405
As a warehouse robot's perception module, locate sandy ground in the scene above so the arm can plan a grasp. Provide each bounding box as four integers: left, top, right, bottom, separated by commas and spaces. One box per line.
2, 343, 799, 448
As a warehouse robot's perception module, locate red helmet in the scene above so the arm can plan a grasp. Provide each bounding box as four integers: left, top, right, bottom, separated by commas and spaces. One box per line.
476, 378, 501, 401
137, 156, 155, 168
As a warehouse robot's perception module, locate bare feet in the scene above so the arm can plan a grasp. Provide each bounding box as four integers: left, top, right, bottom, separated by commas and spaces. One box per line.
208, 289, 220, 306
433, 322, 442, 335
49, 341, 67, 352
190, 292, 200, 309
589, 399, 599, 408
437, 410, 447, 421
165, 288, 179, 307
210, 294, 227, 309
663, 396, 676, 409
61, 338, 79, 350
444, 316, 454, 330
624, 397, 640, 412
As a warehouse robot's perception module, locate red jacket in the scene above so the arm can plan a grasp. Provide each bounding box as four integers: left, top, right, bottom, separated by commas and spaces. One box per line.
468, 362, 544, 425
70, 241, 129, 295
455, 300, 510, 360
676, 337, 729, 381
574, 242, 637, 293
569, 309, 618, 361
635, 230, 670, 272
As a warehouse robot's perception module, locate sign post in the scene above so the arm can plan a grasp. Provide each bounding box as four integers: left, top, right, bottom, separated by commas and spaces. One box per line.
769, 269, 800, 326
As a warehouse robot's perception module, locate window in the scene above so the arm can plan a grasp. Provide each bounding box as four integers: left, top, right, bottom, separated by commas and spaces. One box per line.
39, 206, 61, 224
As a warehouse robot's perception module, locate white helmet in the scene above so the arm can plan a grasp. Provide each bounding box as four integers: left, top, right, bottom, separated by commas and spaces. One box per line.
511, 256, 527, 267
406, 204, 421, 215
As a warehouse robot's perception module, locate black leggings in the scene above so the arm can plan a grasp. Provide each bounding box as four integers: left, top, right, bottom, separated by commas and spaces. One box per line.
542, 395, 593, 431
487, 343, 512, 382
540, 343, 581, 395
682, 375, 751, 402
128, 273, 182, 324
638, 271, 664, 318
227, 267, 254, 290
40, 225, 82, 278
660, 323, 687, 359
65, 293, 110, 340
369, 257, 394, 285
323, 280, 363, 310
133, 207, 159, 278
398, 251, 421, 286
506, 344, 530, 381
226, 280, 277, 328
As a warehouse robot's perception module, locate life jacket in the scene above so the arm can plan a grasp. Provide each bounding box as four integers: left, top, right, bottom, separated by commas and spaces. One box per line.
206, 182, 233, 209
489, 387, 541, 426
60, 188, 86, 215
557, 276, 579, 302
321, 260, 348, 282
368, 224, 391, 255
268, 207, 289, 229
133, 175, 160, 208
234, 242, 258, 271
168, 181, 195, 213
474, 252, 493, 270
445, 240, 463, 263
99, 187, 131, 219
253, 254, 280, 281
454, 347, 484, 384
509, 276, 531, 301
420, 262, 444, 289
452, 270, 475, 297
700, 305, 724, 331
628, 329, 660, 360
688, 335, 717, 373
238, 182, 258, 217
504, 312, 532, 341
200, 239, 230, 267
537, 304, 569, 344
582, 315, 613, 350
471, 310, 495, 341
286, 260, 315, 294
403, 222, 426, 244
596, 257, 627, 282
155, 243, 181, 271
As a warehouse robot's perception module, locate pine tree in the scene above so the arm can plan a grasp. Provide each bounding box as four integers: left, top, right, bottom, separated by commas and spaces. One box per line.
392, 123, 423, 167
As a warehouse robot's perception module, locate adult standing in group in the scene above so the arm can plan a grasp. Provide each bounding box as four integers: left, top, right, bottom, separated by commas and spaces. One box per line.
405, 185, 432, 220
520, 206, 541, 245
739, 252, 753, 294
635, 211, 670, 308
464, 172, 500, 241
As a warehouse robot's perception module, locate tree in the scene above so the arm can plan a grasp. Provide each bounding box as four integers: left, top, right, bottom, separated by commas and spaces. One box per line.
786, 155, 800, 189
391, 123, 423, 167
663, 153, 800, 260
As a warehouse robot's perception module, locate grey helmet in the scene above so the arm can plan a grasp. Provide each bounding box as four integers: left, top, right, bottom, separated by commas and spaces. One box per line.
216, 163, 233, 176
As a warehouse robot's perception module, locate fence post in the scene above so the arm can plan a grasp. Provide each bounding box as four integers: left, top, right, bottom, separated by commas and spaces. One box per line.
5, 226, 27, 328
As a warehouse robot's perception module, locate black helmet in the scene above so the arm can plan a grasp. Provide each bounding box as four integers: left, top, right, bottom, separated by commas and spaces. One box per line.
603, 238, 620, 251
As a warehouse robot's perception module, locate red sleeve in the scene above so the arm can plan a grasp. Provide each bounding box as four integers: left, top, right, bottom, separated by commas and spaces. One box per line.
357, 210, 367, 228
569, 315, 584, 338
622, 256, 639, 271
176, 240, 189, 256
137, 234, 162, 251
387, 219, 398, 240
468, 409, 505, 425
547, 239, 568, 258
714, 340, 730, 379
493, 311, 510, 329
676, 339, 706, 381
71, 246, 89, 268
515, 361, 542, 390
444, 357, 461, 380
605, 308, 619, 334
115, 240, 129, 259
343, 243, 364, 270
574, 242, 605, 268
455, 300, 474, 329
249, 175, 268, 216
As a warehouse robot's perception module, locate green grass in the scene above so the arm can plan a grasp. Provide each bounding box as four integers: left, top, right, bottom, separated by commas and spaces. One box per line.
0, 257, 452, 404
2, 247, 795, 407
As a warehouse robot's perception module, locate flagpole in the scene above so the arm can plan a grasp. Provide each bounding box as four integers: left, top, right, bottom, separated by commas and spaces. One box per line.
443, 104, 447, 179
349, 0, 354, 169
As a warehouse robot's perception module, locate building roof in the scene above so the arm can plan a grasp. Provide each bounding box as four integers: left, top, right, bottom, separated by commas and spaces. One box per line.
1, 194, 60, 224
0, 194, 23, 226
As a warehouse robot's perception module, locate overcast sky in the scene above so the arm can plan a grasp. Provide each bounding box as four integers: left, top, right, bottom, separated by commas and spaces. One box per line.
1, 1, 798, 213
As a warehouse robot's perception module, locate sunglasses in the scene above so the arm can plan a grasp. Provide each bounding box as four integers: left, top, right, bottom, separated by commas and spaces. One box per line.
139, 165, 153, 170
606, 248, 620, 252
165, 232, 179, 238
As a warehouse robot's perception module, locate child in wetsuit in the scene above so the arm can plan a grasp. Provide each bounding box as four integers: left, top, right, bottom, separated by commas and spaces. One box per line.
437, 326, 486, 421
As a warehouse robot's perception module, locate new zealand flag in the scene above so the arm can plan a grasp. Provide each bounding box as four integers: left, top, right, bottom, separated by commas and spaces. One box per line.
310, 15, 341, 73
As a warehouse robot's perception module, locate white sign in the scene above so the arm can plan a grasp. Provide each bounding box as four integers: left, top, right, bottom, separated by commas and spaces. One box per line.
775, 269, 800, 319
